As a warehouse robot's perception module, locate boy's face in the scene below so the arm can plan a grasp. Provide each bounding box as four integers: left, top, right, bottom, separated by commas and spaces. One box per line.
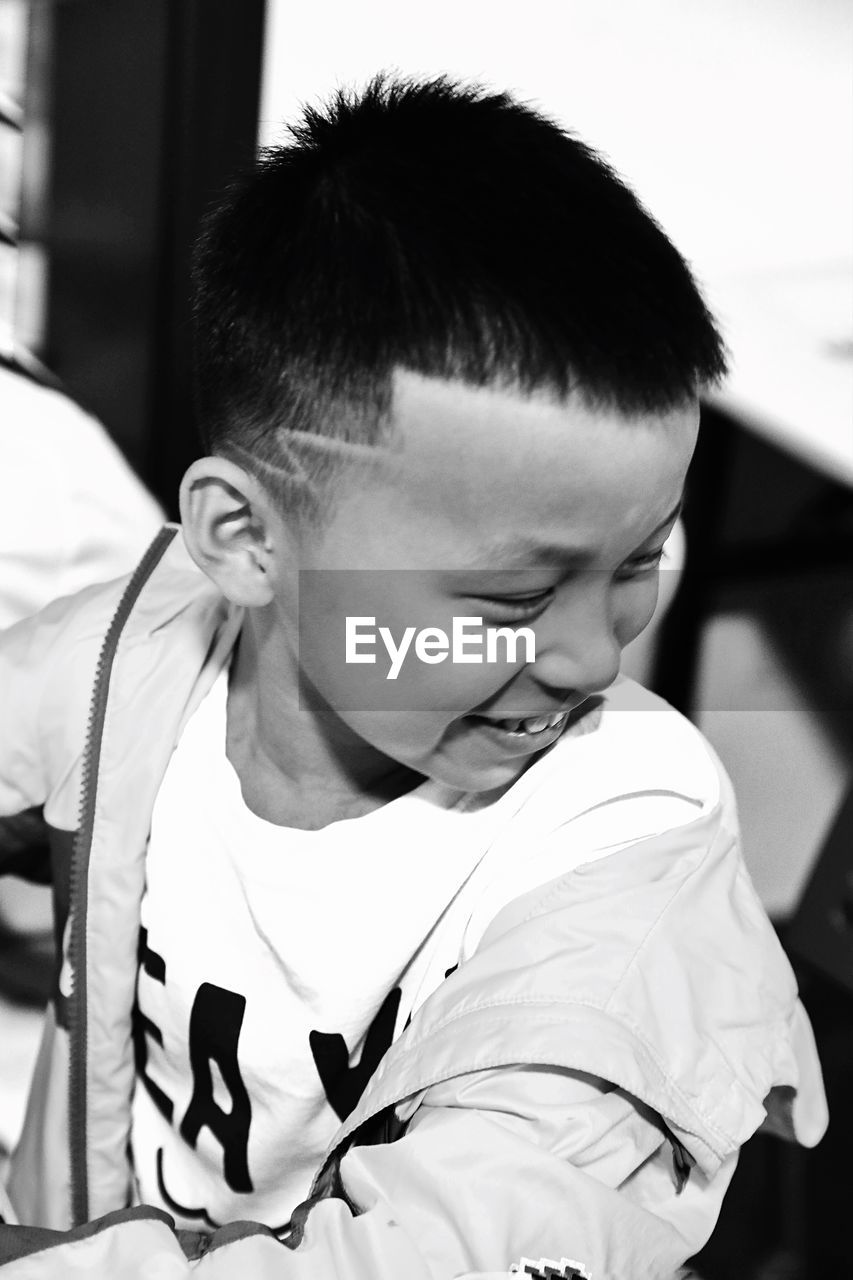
270, 370, 699, 795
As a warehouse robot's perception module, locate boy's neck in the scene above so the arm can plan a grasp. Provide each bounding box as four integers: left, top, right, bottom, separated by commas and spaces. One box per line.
225, 616, 422, 831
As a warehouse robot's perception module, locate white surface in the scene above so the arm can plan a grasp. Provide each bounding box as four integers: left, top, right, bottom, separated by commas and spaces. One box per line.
0, 365, 163, 628
259, 0, 852, 277
707, 265, 853, 487
259, 0, 853, 481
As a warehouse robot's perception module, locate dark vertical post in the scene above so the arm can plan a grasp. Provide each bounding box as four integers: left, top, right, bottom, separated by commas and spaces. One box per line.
147, 0, 267, 515
31, 0, 265, 515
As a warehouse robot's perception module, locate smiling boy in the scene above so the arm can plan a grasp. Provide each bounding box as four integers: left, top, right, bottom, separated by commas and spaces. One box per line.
207, 374, 694, 820
0, 77, 826, 1278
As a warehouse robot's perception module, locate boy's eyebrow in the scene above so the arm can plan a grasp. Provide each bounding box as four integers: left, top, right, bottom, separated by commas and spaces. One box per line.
472, 497, 684, 567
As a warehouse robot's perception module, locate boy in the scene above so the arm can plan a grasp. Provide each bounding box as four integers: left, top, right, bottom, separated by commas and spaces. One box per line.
0, 77, 826, 1279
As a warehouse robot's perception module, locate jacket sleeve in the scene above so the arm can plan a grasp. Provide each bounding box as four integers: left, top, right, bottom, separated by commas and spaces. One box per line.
282, 1066, 730, 1280
0, 1208, 437, 1280
0, 1042, 728, 1278
0, 1075, 713, 1280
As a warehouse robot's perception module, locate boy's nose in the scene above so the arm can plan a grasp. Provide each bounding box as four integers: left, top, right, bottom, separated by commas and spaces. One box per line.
531, 583, 622, 698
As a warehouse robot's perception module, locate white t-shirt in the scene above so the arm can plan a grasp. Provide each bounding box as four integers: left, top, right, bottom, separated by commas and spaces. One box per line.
131, 666, 722, 1232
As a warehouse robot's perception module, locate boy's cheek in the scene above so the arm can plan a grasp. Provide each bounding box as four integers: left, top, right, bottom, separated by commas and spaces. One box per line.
615, 580, 661, 649
313, 660, 522, 762
322, 653, 517, 720
299, 616, 522, 717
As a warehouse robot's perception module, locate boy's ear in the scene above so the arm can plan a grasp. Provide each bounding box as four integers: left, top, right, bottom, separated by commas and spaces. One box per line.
179, 457, 280, 606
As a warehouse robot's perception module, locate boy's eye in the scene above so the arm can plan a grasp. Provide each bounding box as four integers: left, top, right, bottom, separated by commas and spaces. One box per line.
615, 547, 665, 581
468, 588, 555, 621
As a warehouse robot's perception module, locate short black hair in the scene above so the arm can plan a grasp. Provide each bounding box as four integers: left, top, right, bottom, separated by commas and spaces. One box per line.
192, 74, 726, 517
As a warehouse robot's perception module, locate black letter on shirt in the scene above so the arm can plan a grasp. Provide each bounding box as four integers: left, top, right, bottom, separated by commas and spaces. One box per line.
310, 986, 401, 1121
179, 982, 254, 1193
133, 927, 174, 1122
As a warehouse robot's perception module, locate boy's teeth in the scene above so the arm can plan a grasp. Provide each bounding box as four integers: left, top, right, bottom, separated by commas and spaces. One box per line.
497, 712, 566, 734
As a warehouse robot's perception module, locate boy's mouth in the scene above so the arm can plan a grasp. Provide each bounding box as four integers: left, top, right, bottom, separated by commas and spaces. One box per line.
492, 711, 568, 736
469, 710, 570, 740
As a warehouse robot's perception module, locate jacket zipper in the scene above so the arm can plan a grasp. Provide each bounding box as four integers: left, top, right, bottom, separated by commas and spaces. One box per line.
67, 526, 178, 1226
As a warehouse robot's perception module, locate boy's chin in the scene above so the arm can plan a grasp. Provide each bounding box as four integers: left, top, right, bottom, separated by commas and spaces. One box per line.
416, 742, 540, 797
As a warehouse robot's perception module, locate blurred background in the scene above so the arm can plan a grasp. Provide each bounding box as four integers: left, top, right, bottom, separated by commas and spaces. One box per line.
1, 1, 852, 1274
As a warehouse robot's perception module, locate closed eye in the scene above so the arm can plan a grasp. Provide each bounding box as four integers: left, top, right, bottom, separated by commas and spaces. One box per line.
615, 547, 665, 581
468, 588, 555, 621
